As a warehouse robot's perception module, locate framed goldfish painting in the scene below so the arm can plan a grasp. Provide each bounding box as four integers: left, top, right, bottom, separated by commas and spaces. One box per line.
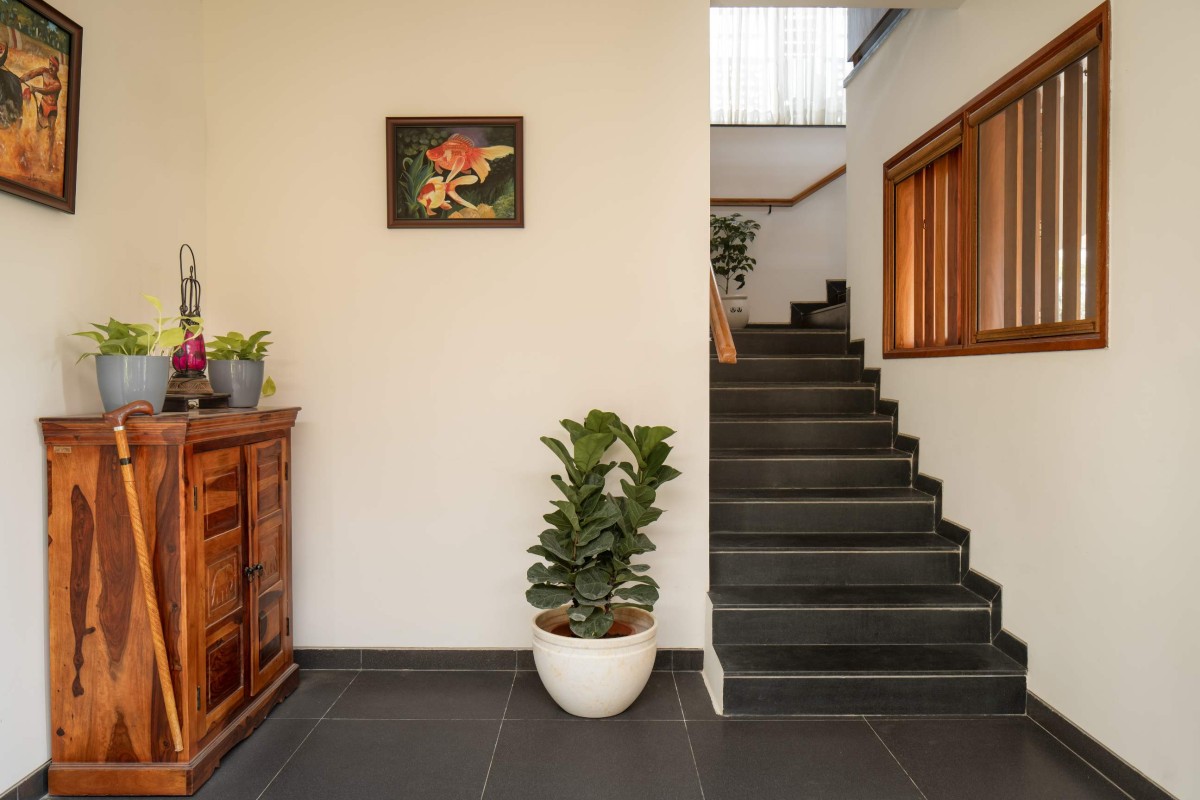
0, 0, 81, 213
386, 116, 523, 228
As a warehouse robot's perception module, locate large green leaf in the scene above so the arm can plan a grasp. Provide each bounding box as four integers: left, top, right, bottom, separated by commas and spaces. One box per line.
538, 530, 575, 564
526, 584, 573, 609
570, 607, 615, 638
615, 571, 659, 588
575, 565, 612, 600
635, 426, 675, 461
560, 418, 588, 444
577, 531, 614, 561
573, 431, 614, 473
527, 562, 572, 585
614, 583, 659, 606
609, 425, 645, 469
585, 409, 620, 434
527, 544, 570, 567
620, 480, 655, 506
650, 466, 682, 486
550, 500, 581, 533
541, 437, 581, 483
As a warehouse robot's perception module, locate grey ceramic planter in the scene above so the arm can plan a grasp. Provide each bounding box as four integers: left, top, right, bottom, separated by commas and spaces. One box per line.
94, 355, 171, 414
209, 359, 265, 408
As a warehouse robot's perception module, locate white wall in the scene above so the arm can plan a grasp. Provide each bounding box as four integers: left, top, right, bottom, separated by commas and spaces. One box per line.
200, 0, 711, 650
845, 2, 1199, 796
0, 0, 208, 790
711, 127, 845, 321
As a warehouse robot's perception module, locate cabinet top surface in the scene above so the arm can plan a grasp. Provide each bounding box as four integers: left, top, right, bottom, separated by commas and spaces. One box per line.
40, 406, 300, 446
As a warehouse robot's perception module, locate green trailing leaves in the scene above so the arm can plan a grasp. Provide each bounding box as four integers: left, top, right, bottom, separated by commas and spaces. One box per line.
72, 296, 203, 362
207, 330, 271, 362
525, 410, 681, 638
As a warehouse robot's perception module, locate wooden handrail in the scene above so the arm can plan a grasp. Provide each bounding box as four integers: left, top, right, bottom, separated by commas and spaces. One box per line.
709, 265, 737, 364
711, 164, 847, 208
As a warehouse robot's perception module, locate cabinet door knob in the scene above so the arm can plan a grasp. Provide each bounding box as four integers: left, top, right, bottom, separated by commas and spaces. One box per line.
244, 565, 257, 581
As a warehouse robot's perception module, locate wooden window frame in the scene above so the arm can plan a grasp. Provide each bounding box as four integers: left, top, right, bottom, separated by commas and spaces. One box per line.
882, 3, 1110, 359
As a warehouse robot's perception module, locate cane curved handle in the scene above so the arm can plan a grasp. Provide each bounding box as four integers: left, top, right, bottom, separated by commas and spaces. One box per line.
103, 400, 156, 428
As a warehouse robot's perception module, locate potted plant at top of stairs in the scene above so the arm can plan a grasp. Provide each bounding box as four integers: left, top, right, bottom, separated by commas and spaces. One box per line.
526, 409, 681, 718
73, 294, 201, 414
206, 330, 277, 408
710, 212, 760, 330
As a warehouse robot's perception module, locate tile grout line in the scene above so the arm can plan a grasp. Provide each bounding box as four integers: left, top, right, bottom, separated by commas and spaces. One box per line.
478, 670, 518, 800
672, 671, 708, 800
253, 669, 362, 800
863, 716, 930, 800
1025, 715, 1138, 800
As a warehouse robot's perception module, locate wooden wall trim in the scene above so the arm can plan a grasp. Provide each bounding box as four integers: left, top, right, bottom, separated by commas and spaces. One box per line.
711, 164, 846, 208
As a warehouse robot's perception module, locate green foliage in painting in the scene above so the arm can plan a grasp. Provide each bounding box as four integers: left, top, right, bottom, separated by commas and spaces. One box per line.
72, 295, 201, 362
710, 213, 761, 294
525, 410, 681, 639
393, 124, 517, 221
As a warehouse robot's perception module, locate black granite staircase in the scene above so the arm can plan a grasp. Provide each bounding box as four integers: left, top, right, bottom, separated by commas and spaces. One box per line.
707, 283, 1027, 716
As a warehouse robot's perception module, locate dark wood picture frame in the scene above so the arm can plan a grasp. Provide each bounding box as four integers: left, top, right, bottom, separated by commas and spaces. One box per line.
0, 0, 82, 213
881, 3, 1110, 358
386, 116, 524, 229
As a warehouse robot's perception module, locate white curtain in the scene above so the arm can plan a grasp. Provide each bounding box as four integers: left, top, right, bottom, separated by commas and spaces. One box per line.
710, 7, 851, 126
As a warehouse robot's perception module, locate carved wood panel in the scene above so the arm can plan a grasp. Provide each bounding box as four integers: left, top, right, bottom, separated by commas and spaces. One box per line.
248, 439, 291, 695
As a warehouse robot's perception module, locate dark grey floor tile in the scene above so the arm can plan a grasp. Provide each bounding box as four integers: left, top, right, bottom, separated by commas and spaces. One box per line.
483, 720, 702, 799
675, 672, 722, 720
271, 670, 358, 719
362, 648, 516, 670
870, 717, 1131, 800
53, 718, 318, 800
327, 669, 514, 719
261, 719, 498, 800
504, 670, 683, 720
688, 719, 923, 800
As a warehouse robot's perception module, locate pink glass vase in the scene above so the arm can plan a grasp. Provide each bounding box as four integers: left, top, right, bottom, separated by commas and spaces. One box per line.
172, 328, 207, 376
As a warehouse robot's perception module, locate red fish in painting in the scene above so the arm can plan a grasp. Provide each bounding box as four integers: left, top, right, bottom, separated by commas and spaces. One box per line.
417, 174, 479, 217
426, 134, 514, 184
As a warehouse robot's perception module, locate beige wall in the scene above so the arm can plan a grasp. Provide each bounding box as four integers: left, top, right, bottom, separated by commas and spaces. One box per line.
0, 0, 208, 789
200, 0, 711, 650
711, 126, 845, 321
845, 1, 1200, 795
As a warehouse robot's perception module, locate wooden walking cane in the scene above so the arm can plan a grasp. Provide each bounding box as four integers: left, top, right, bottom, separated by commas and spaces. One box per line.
103, 401, 185, 753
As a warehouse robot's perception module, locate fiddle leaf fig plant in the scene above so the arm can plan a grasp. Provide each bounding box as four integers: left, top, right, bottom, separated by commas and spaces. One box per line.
72, 294, 201, 363
526, 409, 681, 638
710, 212, 761, 294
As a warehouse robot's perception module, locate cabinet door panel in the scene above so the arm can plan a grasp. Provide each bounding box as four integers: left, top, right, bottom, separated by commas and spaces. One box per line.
192, 447, 249, 735
248, 439, 291, 694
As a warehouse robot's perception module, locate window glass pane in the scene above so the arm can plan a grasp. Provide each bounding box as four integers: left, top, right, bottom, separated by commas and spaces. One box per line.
977, 49, 1099, 334
710, 8, 851, 125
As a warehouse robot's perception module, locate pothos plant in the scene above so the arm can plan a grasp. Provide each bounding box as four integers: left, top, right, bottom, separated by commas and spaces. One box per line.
526, 410, 681, 638
207, 330, 277, 398
710, 212, 761, 294
72, 294, 201, 362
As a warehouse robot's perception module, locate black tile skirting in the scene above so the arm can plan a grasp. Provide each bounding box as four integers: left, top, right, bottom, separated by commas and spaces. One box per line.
1027, 692, 1180, 800
0, 761, 47, 800
295, 647, 704, 672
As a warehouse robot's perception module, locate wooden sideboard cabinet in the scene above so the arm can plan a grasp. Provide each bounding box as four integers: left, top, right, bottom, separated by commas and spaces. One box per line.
39, 407, 301, 796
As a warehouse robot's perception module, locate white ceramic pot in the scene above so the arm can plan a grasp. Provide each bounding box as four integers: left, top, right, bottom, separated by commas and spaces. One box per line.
531, 606, 657, 718
723, 294, 749, 329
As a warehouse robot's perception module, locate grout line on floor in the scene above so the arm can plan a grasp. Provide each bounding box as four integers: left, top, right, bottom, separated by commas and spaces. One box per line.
863, 716, 930, 800
672, 671, 708, 800
253, 669, 362, 800
1026, 715, 1137, 800
478, 670, 517, 800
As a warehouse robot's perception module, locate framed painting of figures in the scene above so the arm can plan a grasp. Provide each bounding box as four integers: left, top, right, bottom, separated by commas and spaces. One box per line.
0, 0, 81, 212
387, 116, 523, 228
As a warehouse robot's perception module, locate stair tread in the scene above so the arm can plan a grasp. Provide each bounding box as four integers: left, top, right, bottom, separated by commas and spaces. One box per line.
710, 413, 892, 423
710, 532, 957, 552
711, 382, 873, 389
711, 355, 859, 361
709, 584, 988, 608
711, 487, 933, 501
715, 643, 1025, 676
735, 328, 843, 335
711, 448, 908, 460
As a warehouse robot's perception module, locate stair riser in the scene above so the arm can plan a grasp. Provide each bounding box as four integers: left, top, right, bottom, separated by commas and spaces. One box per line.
728, 332, 847, 356
711, 457, 912, 489
712, 608, 991, 645
710, 500, 936, 532
722, 675, 1027, 715
710, 358, 862, 383
711, 387, 875, 415
709, 551, 960, 586
710, 420, 894, 450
